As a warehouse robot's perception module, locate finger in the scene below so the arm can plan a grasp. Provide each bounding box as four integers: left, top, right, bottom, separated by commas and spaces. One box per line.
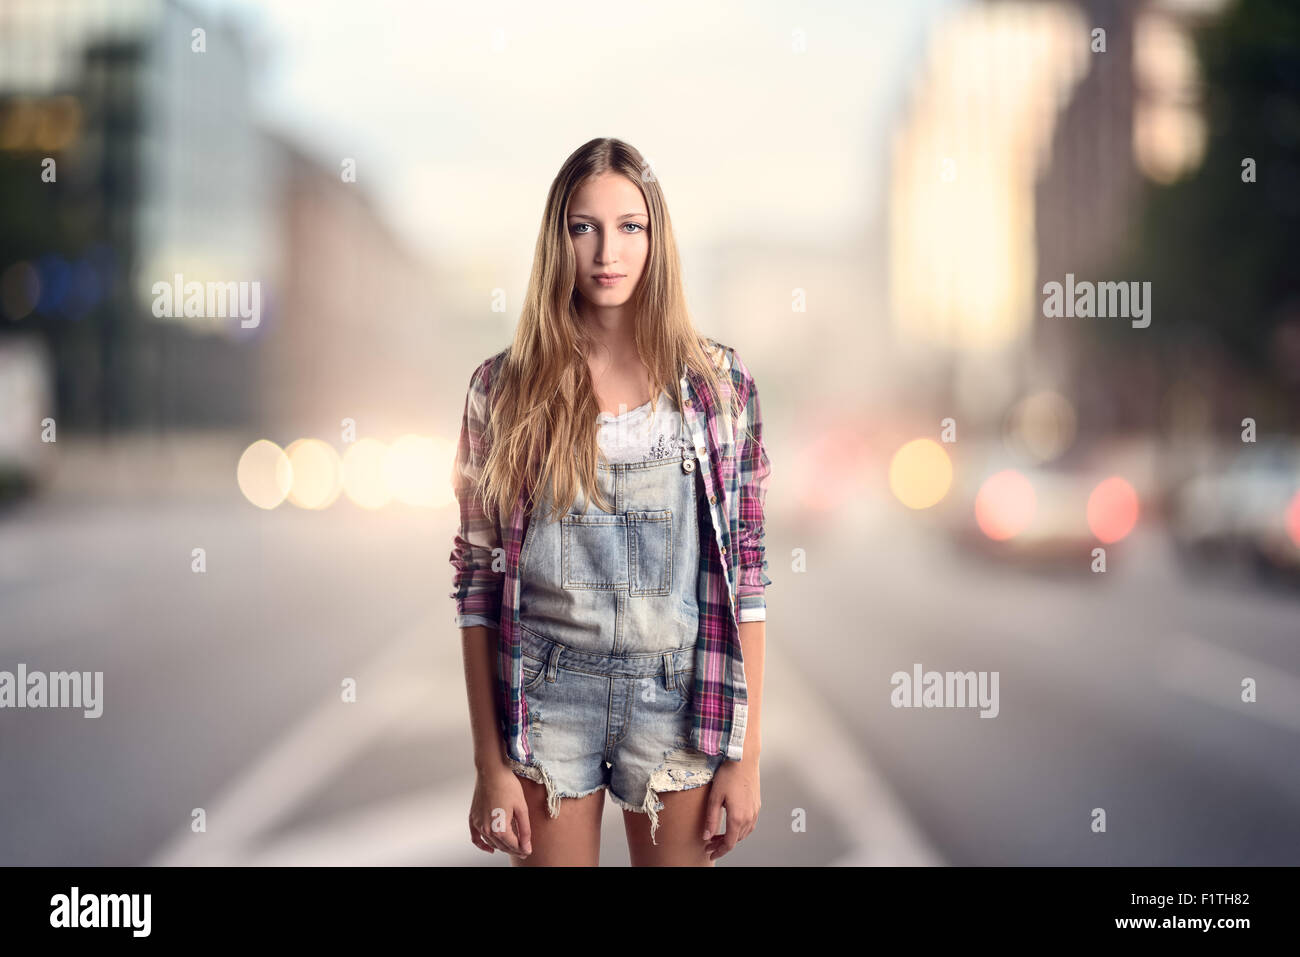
724, 827, 741, 853
515, 807, 533, 856
485, 805, 522, 854
483, 818, 514, 854
468, 821, 494, 853
488, 827, 516, 854
709, 827, 741, 861
495, 824, 523, 856
703, 791, 725, 840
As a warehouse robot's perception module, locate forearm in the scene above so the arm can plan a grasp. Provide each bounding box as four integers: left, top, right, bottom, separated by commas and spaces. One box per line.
738, 618, 765, 763
460, 625, 512, 774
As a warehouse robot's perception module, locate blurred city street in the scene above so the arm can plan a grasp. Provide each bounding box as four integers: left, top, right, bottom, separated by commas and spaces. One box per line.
2, 0, 1297, 870
1, 433, 1296, 865
0, 435, 940, 867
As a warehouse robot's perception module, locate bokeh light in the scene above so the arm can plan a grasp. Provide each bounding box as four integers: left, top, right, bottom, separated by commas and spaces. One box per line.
1004, 390, 1077, 463
341, 437, 393, 510
1285, 490, 1300, 549
36, 254, 71, 314
64, 257, 104, 319
382, 433, 452, 508
975, 470, 1036, 540
285, 438, 343, 509
1087, 476, 1139, 543
793, 426, 874, 512
237, 440, 293, 510
888, 438, 953, 509
426, 435, 455, 509
1, 261, 41, 320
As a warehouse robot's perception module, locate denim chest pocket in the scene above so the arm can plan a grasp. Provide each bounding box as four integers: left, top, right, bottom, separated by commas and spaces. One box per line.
560, 509, 672, 595
561, 514, 628, 589
627, 508, 672, 596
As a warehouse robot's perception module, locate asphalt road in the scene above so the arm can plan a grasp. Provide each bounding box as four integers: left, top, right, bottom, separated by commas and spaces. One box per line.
0, 482, 1295, 865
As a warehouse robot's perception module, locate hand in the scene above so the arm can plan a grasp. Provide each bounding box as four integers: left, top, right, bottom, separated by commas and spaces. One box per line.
469, 764, 532, 858
702, 757, 760, 861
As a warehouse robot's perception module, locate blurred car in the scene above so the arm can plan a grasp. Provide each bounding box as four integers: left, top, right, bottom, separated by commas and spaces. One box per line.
1169, 440, 1300, 579
937, 440, 1145, 566
0, 335, 56, 501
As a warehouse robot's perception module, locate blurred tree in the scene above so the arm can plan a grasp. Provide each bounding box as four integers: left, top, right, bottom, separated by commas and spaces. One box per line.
1100, 0, 1300, 392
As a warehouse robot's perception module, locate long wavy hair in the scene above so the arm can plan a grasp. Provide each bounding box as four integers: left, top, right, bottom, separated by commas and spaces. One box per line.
478, 137, 739, 525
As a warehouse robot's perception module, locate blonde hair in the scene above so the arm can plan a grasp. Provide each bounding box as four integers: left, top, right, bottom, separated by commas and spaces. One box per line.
479, 137, 739, 524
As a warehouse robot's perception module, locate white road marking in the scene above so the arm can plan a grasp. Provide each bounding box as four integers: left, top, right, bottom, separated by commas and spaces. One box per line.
147, 614, 458, 866
762, 639, 944, 866
148, 613, 941, 866
242, 784, 484, 867
1160, 632, 1300, 735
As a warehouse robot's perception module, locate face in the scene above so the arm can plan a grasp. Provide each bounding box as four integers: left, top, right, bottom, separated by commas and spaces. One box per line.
567, 171, 650, 312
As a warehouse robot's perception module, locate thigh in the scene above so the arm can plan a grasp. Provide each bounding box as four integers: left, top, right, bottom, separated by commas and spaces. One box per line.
509, 660, 611, 866
609, 668, 723, 865
621, 784, 715, 866
512, 776, 605, 867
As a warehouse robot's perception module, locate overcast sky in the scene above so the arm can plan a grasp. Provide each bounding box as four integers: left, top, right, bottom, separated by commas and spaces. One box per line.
192, 0, 957, 268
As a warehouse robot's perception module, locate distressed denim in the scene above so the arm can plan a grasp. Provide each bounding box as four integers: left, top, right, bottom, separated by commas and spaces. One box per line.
449, 338, 771, 763
506, 417, 723, 843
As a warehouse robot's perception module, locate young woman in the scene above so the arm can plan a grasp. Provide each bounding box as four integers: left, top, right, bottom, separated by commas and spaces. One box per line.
449, 137, 771, 866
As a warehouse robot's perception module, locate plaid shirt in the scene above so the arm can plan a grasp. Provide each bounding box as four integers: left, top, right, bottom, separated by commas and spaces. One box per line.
449, 337, 771, 764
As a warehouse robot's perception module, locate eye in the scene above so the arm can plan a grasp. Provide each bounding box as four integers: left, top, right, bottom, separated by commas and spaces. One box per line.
570, 222, 646, 235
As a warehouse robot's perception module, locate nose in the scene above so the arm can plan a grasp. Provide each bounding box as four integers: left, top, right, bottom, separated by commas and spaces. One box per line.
598, 230, 619, 266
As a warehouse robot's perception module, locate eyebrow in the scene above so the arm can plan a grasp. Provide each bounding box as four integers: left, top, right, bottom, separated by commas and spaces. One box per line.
567, 212, 647, 220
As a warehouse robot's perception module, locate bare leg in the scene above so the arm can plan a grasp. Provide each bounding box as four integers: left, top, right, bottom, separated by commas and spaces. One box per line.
621, 783, 715, 866
509, 775, 605, 867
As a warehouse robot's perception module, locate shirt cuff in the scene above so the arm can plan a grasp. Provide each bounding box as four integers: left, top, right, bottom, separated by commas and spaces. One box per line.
737, 594, 766, 623
456, 613, 500, 631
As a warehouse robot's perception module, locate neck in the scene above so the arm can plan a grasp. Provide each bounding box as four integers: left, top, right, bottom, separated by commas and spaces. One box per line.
578, 302, 638, 365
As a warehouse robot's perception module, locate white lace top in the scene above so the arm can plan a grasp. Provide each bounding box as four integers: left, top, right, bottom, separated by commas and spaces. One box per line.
595, 389, 691, 465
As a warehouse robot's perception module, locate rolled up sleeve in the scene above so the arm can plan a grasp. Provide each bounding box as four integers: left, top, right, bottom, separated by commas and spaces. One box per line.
448, 360, 505, 631
731, 351, 771, 622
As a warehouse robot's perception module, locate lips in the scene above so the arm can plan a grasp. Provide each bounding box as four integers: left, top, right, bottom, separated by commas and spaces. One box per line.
593, 274, 624, 286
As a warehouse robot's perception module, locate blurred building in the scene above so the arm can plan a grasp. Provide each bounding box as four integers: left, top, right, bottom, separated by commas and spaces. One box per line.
1032, 0, 1222, 435
263, 131, 439, 441
0, 0, 439, 445
888, 0, 1093, 427
888, 0, 1228, 440
0, 0, 272, 431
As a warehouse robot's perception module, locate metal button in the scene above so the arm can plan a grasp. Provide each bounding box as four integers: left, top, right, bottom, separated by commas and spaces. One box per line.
709, 494, 717, 504
719, 543, 727, 553
683, 459, 695, 473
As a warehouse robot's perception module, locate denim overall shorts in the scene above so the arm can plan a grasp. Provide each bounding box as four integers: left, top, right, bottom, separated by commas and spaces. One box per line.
505, 408, 724, 844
